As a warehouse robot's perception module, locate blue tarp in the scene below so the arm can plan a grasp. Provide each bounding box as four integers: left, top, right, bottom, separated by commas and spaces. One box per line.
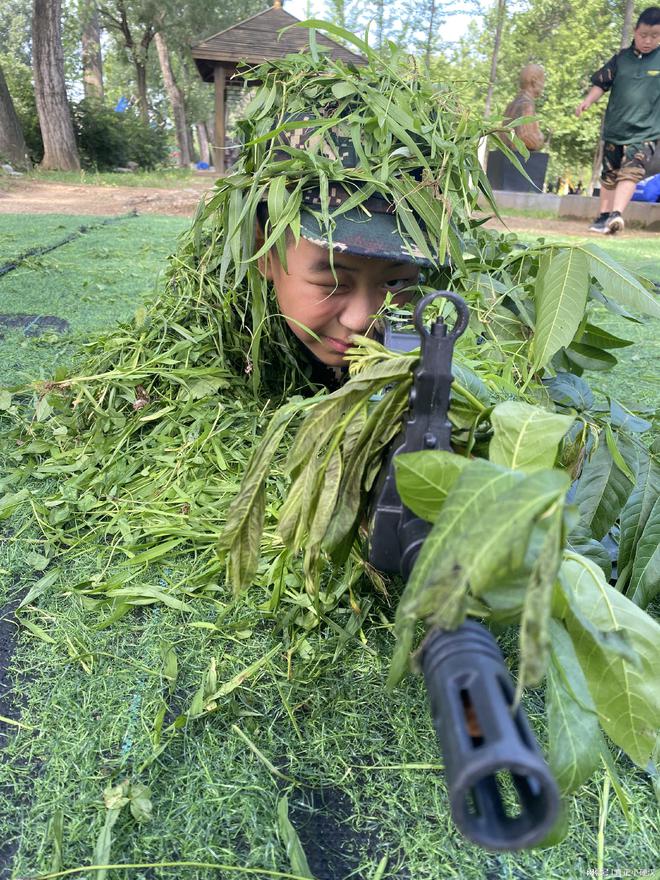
631, 174, 660, 203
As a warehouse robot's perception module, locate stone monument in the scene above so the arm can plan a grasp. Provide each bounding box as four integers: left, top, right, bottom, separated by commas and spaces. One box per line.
487, 64, 549, 192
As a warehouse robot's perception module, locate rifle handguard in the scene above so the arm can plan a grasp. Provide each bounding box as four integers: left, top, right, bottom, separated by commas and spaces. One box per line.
420, 622, 560, 850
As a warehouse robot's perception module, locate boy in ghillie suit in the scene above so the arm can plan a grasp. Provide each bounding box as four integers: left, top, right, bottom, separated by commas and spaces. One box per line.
575, 6, 660, 233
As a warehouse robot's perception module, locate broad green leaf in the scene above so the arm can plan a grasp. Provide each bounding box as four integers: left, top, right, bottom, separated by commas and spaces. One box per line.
582, 244, 660, 318
566, 524, 611, 581
609, 399, 652, 434
565, 343, 617, 372
543, 373, 594, 411
517, 504, 564, 690
573, 435, 636, 539
440, 468, 569, 601
560, 554, 660, 768
400, 463, 569, 633
394, 450, 469, 522
618, 454, 660, 583
629, 496, 660, 610
546, 619, 601, 795
399, 460, 521, 623
489, 401, 574, 472
531, 248, 589, 370
277, 796, 314, 879
0, 390, 12, 410
579, 323, 633, 350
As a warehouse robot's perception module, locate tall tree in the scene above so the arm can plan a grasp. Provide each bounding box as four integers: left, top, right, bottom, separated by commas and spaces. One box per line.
100, 0, 155, 119
0, 61, 30, 167
154, 30, 193, 165
81, 0, 104, 100
620, 0, 635, 48
484, 0, 506, 118
32, 0, 80, 170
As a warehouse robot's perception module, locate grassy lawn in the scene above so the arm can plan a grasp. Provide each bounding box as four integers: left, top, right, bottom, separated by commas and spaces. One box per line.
0, 216, 658, 880
4, 168, 201, 189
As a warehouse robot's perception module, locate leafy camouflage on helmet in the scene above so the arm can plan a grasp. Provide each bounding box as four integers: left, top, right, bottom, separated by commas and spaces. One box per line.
174, 23, 502, 392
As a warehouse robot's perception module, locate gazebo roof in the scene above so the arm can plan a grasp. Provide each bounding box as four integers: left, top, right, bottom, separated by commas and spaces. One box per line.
191, 6, 365, 83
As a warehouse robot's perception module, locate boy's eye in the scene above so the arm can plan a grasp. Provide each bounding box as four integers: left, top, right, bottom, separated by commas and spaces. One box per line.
384, 278, 415, 292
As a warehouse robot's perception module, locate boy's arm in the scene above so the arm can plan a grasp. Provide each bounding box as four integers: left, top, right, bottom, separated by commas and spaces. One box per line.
575, 85, 605, 117
575, 52, 618, 117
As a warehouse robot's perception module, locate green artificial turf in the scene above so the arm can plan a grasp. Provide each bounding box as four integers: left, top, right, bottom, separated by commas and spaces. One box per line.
0, 214, 188, 388
1, 216, 659, 880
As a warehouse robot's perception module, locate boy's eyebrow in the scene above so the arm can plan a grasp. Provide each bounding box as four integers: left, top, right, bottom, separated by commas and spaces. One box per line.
309, 258, 409, 273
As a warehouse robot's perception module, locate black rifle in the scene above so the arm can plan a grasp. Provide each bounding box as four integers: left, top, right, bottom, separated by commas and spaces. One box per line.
368, 290, 560, 851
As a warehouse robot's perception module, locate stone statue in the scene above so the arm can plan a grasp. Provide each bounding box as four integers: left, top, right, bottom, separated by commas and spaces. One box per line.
501, 64, 545, 151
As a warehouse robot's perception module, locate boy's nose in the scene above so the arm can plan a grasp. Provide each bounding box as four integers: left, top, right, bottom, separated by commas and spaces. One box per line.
338, 287, 382, 334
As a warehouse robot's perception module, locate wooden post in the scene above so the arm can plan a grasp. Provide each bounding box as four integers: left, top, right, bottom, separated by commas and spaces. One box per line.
213, 64, 226, 174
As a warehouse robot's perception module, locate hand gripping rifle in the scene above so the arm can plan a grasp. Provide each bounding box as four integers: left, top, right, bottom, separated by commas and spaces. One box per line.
368, 290, 560, 851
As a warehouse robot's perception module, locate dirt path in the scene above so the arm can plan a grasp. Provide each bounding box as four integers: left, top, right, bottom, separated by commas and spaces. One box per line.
1, 175, 658, 239
0, 175, 211, 217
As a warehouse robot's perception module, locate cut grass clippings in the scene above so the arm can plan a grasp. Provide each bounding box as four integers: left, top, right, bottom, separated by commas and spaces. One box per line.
1, 215, 659, 879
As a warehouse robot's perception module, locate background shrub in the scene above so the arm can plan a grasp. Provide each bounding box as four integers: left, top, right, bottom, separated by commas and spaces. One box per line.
73, 99, 170, 170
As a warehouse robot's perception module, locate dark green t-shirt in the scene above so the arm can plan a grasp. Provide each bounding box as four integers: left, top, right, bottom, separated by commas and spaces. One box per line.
591, 44, 660, 144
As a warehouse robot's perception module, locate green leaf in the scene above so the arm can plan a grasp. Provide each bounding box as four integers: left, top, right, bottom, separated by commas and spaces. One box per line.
582, 244, 660, 318
517, 504, 565, 690
489, 401, 574, 473
579, 323, 633, 350
565, 343, 618, 372
531, 248, 589, 370
546, 619, 601, 795
573, 435, 636, 540
129, 783, 153, 823
0, 390, 12, 410
543, 373, 594, 410
332, 81, 357, 99
160, 642, 178, 693
398, 460, 521, 625
629, 496, 660, 610
25, 552, 50, 572
399, 463, 569, 636
559, 554, 660, 768
393, 450, 469, 522
277, 796, 315, 879
618, 454, 660, 586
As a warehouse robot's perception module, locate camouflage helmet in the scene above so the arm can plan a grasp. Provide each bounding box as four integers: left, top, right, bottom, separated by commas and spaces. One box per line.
272, 114, 431, 265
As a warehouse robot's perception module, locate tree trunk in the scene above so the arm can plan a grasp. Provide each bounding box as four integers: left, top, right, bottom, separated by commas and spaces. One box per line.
81, 1, 104, 101
0, 62, 30, 168
135, 59, 149, 121
196, 122, 210, 165
154, 31, 192, 166
484, 0, 506, 118
32, 0, 80, 170
424, 0, 437, 68
620, 0, 635, 48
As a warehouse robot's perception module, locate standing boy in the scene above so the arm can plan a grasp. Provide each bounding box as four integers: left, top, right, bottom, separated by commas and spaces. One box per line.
575, 6, 660, 233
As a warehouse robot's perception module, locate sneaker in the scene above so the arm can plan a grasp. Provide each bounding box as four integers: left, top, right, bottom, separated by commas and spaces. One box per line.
606, 211, 625, 234
588, 212, 611, 233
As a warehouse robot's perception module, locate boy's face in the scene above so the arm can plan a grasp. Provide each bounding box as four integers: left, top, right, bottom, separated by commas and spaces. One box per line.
634, 23, 660, 54
264, 236, 419, 366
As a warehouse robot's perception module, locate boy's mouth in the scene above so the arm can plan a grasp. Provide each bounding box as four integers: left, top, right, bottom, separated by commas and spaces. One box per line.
324, 336, 351, 354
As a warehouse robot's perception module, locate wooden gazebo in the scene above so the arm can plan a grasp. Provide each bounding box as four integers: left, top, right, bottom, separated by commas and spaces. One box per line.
191, 1, 365, 173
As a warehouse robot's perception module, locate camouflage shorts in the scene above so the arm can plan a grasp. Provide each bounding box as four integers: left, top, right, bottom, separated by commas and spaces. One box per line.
600, 140, 656, 189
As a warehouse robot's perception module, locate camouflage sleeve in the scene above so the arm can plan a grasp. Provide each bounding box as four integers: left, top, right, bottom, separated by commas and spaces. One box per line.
590, 53, 618, 92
